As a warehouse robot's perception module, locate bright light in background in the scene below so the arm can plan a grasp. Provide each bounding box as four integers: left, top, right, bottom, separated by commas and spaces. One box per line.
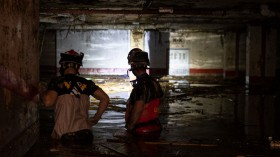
169, 49, 190, 76
57, 29, 130, 75
127, 70, 136, 81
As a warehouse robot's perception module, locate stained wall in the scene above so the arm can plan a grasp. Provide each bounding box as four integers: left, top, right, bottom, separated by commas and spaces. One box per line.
0, 1, 39, 156
169, 30, 247, 79
41, 29, 245, 78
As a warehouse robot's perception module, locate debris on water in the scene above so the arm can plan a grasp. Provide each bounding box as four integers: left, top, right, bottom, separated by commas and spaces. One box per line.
268, 137, 280, 149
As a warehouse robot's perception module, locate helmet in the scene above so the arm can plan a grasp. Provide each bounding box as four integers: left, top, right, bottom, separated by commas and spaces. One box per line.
59, 49, 84, 75
127, 48, 150, 70
59, 49, 84, 66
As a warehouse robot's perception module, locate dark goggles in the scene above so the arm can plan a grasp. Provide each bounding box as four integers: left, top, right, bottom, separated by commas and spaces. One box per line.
61, 62, 80, 70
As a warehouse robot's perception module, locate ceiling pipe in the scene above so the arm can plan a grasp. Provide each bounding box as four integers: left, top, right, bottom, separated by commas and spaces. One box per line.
41, 22, 245, 32
40, 8, 261, 17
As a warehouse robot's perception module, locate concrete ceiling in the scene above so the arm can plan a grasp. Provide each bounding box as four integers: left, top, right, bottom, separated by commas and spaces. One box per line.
40, 0, 280, 31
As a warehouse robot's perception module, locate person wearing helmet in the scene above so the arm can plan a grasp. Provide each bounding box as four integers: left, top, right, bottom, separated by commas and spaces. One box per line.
125, 48, 164, 139
40, 49, 109, 146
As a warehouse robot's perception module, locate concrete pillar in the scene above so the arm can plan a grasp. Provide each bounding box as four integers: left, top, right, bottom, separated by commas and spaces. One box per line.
223, 32, 237, 80
246, 25, 277, 87
246, 26, 262, 86
130, 29, 144, 49
144, 30, 169, 76
264, 28, 277, 78
244, 25, 278, 141
40, 30, 57, 81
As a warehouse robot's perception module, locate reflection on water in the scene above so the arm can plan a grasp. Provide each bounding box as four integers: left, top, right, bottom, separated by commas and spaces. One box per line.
31, 78, 280, 157
92, 80, 280, 156
109, 91, 131, 100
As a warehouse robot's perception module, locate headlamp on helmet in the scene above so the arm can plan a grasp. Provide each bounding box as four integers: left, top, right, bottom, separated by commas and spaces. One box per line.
59, 49, 84, 66
59, 49, 84, 75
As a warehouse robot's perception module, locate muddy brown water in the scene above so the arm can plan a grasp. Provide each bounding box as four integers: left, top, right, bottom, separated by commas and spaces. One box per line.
25, 80, 280, 157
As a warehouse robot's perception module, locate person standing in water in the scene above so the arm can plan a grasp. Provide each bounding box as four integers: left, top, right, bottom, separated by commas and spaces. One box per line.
40, 49, 109, 146
125, 48, 164, 140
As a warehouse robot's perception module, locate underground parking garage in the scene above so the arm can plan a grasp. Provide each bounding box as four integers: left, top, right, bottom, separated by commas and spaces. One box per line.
1, 0, 280, 156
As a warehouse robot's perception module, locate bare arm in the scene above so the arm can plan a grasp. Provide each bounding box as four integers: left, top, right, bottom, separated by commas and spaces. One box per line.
89, 88, 110, 125
41, 90, 58, 107
127, 100, 145, 131
34, 81, 57, 107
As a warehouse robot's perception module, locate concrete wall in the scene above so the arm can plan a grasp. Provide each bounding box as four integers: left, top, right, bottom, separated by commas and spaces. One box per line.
40, 29, 249, 81
40, 29, 170, 76
0, 1, 39, 156
169, 30, 246, 78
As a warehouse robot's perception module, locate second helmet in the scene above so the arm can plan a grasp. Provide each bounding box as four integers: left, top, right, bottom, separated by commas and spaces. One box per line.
127, 48, 150, 67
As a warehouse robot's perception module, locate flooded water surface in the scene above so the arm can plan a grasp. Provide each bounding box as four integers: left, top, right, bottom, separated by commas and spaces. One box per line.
25, 77, 280, 157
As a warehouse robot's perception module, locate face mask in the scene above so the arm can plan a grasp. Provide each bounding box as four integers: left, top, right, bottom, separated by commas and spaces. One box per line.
59, 62, 80, 75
